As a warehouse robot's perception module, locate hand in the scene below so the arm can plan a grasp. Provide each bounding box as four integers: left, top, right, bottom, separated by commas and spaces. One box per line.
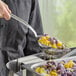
0, 0, 11, 20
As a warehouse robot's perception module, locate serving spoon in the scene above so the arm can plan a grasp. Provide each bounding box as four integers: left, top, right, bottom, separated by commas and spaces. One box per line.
11, 14, 37, 37
11, 13, 51, 49
11, 14, 74, 50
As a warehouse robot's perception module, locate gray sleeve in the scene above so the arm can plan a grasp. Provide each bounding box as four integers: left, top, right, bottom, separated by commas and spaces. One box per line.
1, 19, 25, 60
24, 0, 43, 55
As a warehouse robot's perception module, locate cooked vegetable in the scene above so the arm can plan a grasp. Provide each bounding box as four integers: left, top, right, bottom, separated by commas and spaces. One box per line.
35, 60, 76, 76
38, 34, 65, 49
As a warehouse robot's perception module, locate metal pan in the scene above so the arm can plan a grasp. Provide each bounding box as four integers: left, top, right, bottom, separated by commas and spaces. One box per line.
31, 56, 76, 76
42, 47, 76, 55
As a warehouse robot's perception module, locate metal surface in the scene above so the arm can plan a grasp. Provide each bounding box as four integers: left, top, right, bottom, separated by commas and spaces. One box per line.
61, 49, 76, 58
6, 53, 45, 76
30, 56, 76, 76
6, 49, 76, 76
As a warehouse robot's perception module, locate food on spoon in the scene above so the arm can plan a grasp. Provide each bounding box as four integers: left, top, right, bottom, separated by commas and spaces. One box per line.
38, 34, 65, 49
52, 44, 57, 49
34, 60, 76, 76
38, 36, 52, 47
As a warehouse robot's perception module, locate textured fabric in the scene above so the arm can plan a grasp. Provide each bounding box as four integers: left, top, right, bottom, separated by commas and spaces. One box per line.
0, 0, 43, 76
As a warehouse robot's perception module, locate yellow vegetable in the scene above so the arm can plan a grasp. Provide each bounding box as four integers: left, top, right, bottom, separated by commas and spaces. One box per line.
57, 40, 62, 47
52, 44, 57, 48
35, 67, 41, 73
46, 36, 50, 39
38, 36, 51, 47
39, 68, 46, 74
64, 60, 75, 68
35, 67, 46, 74
50, 70, 58, 76
45, 74, 50, 76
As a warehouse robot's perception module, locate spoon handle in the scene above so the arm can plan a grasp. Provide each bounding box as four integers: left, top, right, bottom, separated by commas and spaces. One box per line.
11, 13, 37, 37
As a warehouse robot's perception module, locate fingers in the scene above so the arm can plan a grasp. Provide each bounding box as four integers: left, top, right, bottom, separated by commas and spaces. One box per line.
0, 13, 3, 18
5, 4, 11, 14
0, 0, 11, 20
3, 6, 11, 20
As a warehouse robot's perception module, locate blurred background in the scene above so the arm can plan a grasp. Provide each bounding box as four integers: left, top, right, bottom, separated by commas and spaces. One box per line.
39, 0, 76, 48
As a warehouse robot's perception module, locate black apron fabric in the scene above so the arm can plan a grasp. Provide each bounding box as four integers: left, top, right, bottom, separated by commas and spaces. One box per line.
0, 0, 43, 76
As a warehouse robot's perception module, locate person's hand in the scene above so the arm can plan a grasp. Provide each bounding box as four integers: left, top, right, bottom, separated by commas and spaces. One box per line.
0, 0, 11, 20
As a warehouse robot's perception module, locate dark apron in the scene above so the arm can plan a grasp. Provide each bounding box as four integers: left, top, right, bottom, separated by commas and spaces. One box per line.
0, 0, 43, 76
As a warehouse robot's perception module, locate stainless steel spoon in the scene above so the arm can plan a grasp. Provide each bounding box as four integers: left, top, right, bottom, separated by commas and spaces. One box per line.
11, 13, 51, 49
11, 13, 37, 37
